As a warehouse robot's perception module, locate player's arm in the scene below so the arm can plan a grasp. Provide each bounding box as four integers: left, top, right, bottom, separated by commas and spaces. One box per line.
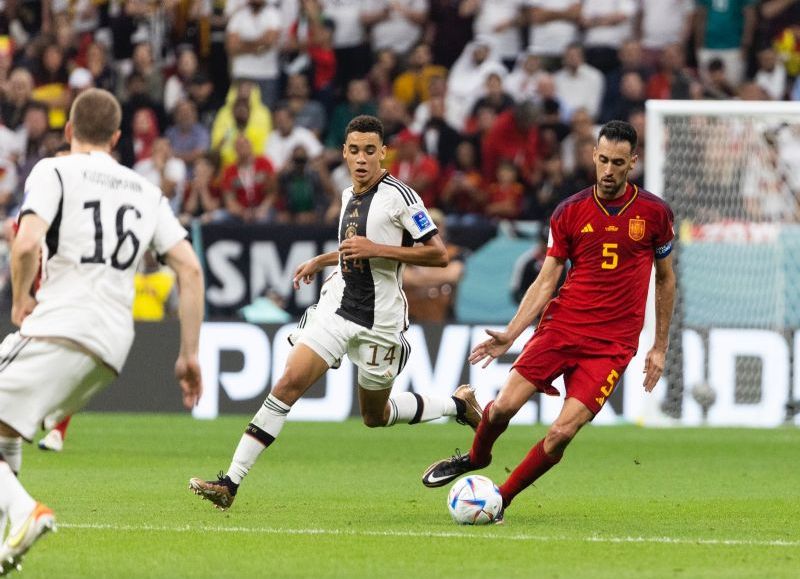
163, 239, 205, 408
469, 255, 566, 367
643, 253, 676, 392
293, 250, 339, 289
10, 213, 48, 326
339, 233, 448, 267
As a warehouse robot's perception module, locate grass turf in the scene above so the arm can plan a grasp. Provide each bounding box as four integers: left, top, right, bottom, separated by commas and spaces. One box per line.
12, 413, 800, 578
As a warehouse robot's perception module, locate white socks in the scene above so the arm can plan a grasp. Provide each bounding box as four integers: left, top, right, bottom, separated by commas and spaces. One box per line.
387, 392, 457, 426
226, 393, 290, 484
0, 461, 36, 530
0, 436, 22, 474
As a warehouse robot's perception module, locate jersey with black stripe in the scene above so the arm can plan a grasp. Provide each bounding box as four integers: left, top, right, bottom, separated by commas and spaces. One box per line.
17, 151, 187, 372
321, 171, 438, 333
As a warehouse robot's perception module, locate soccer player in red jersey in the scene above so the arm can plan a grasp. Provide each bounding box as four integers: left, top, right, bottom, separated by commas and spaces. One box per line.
421, 120, 676, 522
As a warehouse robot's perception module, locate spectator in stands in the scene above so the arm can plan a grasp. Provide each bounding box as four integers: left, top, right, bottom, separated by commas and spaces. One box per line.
523, 151, 572, 220
579, 0, 638, 73
402, 208, 465, 323
389, 128, 441, 208
439, 139, 487, 221
0, 36, 14, 93
120, 71, 168, 148
0, 68, 34, 130
362, 0, 428, 59
31, 41, 70, 129
646, 42, 695, 101
410, 73, 447, 132
537, 98, 570, 155
485, 160, 524, 220
220, 134, 277, 223
469, 71, 514, 121
568, 136, 596, 191
419, 96, 461, 169
428, 0, 480, 68
321, 0, 371, 93
480, 99, 542, 188
367, 48, 399, 101
283, 73, 327, 138
606, 71, 646, 123
377, 95, 411, 143
474, 0, 525, 71
186, 72, 218, 129
134, 137, 188, 214
764, 8, 800, 79
694, 0, 757, 87
392, 42, 448, 109
225, 0, 282, 108
84, 41, 117, 94
446, 37, 506, 131
130, 107, 161, 164
286, 1, 337, 111
16, 102, 51, 183
635, 0, 694, 69
700, 58, 737, 99
166, 99, 211, 172
504, 49, 547, 103
553, 43, 604, 121
754, 46, 787, 100
599, 39, 650, 123
560, 107, 597, 175
265, 103, 324, 172
122, 42, 164, 105
164, 46, 199, 113
276, 144, 334, 224
324, 78, 376, 160
211, 82, 272, 169
132, 250, 178, 322
180, 153, 225, 225
526, 0, 581, 70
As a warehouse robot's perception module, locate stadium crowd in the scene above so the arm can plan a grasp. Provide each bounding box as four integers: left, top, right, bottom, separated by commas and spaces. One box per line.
0, 1, 796, 273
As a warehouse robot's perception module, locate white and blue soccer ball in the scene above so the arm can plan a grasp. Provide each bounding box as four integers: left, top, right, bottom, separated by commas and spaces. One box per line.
447, 475, 503, 525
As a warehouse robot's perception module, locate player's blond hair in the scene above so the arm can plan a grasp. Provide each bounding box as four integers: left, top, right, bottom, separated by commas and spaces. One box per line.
69, 88, 122, 145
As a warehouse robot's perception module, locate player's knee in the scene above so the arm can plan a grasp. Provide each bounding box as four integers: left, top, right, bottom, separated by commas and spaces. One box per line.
0, 421, 20, 438
546, 422, 578, 450
489, 399, 516, 424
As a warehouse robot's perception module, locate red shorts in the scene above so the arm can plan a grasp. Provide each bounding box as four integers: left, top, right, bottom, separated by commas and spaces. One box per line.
512, 324, 636, 415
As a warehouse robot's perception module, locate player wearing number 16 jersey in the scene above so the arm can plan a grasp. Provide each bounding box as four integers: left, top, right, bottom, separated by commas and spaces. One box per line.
0, 89, 204, 573
422, 121, 676, 523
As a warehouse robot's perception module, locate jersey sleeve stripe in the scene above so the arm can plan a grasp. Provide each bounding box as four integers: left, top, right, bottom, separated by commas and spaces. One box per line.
383, 177, 414, 206
386, 175, 422, 206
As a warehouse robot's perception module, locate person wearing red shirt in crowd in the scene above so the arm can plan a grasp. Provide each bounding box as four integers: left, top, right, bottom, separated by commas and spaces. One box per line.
220, 135, 277, 223
480, 100, 543, 190
389, 128, 441, 209
485, 160, 524, 220
439, 140, 486, 220
422, 121, 676, 524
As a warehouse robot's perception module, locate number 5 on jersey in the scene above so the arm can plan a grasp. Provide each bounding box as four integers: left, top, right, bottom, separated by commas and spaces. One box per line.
601, 243, 618, 270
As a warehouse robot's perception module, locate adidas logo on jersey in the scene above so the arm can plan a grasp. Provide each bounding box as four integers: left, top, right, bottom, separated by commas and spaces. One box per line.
581, 223, 594, 233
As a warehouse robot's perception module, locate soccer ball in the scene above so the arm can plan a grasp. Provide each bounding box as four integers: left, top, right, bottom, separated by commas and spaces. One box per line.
447, 475, 503, 525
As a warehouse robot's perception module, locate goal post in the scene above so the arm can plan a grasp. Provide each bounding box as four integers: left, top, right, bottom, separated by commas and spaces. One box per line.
640, 99, 800, 427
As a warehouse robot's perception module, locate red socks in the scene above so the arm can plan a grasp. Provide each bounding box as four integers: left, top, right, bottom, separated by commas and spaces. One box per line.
499, 438, 562, 507
54, 416, 72, 439
469, 402, 508, 467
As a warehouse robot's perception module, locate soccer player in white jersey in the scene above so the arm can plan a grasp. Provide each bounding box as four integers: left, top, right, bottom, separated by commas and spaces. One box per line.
189, 115, 482, 510
0, 88, 204, 574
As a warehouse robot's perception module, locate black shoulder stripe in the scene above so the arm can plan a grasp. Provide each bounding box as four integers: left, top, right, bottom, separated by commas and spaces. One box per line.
386, 175, 422, 206
383, 178, 414, 206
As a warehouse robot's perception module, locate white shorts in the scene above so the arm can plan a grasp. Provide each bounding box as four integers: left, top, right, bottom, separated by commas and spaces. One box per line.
289, 304, 411, 390
0, 333, 116, 441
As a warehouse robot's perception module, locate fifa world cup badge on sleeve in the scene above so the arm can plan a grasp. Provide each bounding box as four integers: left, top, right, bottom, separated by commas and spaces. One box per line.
412, 210, 431, 232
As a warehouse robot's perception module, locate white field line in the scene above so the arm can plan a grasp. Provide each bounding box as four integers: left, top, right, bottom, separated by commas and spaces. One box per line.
58, 523, 800, 548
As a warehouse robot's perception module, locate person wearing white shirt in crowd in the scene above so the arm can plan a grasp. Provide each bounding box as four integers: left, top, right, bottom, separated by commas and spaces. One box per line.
445, 37, 507, 131
362, 0, 428, 59
553, 43, 604, 121
525, 0, 580, 70
635, 0, 694, 69
754, 46, 787, 100
134, 138, 188, 215
265, 104, 324, 171
579, 0, 638, 73
474, 0, 526, 70
504, 48, 547, 102
226, 0, 283, 108
322, 0, 371, 91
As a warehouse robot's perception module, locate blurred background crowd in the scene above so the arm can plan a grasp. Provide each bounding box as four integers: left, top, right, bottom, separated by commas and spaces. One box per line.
0, 0, 797, 320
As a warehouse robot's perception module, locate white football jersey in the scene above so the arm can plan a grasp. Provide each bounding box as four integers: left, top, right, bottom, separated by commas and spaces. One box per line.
319, 172, 438, 333
18, 151, 187, 372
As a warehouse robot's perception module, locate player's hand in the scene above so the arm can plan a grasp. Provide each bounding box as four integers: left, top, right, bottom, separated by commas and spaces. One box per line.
643, 346, 666, 392
175, 354, 203, 409
339, 235, 379, 261
11, 295, 36, 327
469, 328, 514, 368
293, 257, 321, 289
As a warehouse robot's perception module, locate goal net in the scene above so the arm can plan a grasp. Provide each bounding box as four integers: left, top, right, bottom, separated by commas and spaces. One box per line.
644, 100, 800, 427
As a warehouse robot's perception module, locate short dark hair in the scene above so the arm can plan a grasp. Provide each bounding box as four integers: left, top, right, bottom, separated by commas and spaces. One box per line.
69, 88, 121, 145
344, 115, 384, 143
598, 120, 638, 151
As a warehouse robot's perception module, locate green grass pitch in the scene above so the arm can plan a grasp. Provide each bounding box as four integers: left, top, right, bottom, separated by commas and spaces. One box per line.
13, 413, 800, 578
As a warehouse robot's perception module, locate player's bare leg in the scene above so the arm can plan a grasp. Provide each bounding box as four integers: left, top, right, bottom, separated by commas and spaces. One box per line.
0, 422, 55, 574
422, 370, 536, 487
189, 344, 329, 509
361, 385, 482, 429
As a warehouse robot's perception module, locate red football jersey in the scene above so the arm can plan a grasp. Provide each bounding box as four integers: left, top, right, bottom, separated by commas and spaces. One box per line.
543, 183, 674, 349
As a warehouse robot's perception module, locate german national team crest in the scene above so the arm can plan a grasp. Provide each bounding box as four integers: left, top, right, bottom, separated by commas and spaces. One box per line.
628, 217, 645, 241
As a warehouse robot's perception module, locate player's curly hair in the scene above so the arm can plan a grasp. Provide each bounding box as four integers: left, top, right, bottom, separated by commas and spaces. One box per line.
598, 120, 638, 151
344, 115, 384, 143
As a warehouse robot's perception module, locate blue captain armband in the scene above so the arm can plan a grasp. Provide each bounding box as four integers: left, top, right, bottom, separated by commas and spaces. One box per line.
655, 241, 673, 258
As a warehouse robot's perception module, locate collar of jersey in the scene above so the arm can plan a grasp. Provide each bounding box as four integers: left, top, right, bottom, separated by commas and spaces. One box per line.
592, 183, 638, 217
353, 170, 390, 197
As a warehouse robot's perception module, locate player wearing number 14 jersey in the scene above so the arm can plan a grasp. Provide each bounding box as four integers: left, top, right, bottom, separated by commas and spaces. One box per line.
0, 89, 204, 573
422, 121, 676, 523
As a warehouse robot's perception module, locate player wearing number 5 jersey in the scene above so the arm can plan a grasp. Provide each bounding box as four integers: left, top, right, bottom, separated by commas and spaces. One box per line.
0, 89, 204, 573
189, 116, 482, 510
422, 121, 676, 523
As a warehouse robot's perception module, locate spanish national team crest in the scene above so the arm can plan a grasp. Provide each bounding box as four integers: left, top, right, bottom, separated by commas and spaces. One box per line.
628, 217, 645, 241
